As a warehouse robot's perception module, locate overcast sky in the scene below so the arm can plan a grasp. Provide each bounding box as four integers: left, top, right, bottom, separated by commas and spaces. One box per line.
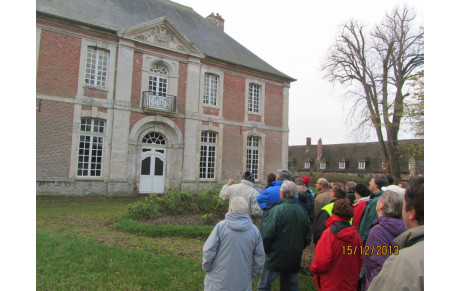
174, 0, 425, 146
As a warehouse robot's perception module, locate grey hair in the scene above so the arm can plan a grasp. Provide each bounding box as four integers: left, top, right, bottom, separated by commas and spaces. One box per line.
277, 169, 293, 181
379, 190, 403, 219
280, 181, 298, 198
318, 178, 329, 188
346, 181, 357, 192
230, 197, 249, 213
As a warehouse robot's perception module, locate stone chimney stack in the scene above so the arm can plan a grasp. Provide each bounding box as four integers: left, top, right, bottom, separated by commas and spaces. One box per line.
306, 137, 311, 150
317, 138, 322, 159
206, 12, 225, 31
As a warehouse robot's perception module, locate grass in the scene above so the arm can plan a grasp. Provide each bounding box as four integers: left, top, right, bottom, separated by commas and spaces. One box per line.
36, 195, 316, 290
37, 231, 203, 290
36, 196, 141, 217
114, 216, 214, 238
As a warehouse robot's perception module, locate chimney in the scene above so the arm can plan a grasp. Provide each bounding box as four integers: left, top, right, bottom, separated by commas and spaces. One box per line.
206, 12, 225, 31
317, 138, 322, 160
306, 137, 311, 150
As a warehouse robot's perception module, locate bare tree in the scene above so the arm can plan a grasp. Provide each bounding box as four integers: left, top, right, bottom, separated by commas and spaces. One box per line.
322, 6, 424, 180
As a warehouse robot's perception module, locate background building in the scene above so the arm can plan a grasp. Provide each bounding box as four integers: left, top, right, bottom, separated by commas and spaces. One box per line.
36, 0, 295, 195
289, 137, 424, 182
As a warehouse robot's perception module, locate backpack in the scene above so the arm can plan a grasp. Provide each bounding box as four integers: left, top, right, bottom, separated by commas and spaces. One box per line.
297, 190, 315, 223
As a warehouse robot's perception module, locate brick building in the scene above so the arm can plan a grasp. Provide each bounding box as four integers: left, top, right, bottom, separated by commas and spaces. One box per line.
289, 138, 424, 182
36, 0, 295, 195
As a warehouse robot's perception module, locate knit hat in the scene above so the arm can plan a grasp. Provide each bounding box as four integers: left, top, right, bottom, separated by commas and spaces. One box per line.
302, 176, 311, 185
242, 170, 255, 182
354, 184, 371, 197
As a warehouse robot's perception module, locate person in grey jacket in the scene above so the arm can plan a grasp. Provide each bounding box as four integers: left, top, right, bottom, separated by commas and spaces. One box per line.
219, 170, 263, 217
202, 197, 265, 291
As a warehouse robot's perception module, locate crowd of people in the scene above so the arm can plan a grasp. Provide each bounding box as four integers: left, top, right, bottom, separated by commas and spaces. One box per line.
201, 169, 424, 291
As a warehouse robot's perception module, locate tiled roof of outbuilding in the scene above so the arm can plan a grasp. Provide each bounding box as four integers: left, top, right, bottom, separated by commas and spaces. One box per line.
36, 0, 295, 81
289, 139, 424, 174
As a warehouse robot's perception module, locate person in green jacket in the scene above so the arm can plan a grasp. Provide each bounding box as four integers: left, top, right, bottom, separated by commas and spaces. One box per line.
358, 174, 389, 244
258, 181, 312, 291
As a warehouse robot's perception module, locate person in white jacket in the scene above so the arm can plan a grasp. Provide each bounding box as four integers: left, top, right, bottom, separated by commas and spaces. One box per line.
202, 197, 265, 291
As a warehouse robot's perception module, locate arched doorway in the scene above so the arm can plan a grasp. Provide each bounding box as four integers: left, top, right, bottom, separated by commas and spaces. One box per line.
139, 132, 166, 193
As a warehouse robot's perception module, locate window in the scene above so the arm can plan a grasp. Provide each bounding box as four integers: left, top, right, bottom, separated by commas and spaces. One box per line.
358, 161, 366, 169
77, 118, 105, 177
320, 162, 326, 170
304, 162, 311, 169
142, 132, 166, 145
85, 48, 109, 87
248, 83, 260, 113
203, 73, 218, 106
200, 132, 217, 179
149, 65, 168, 97
339, 162, 346, 169
246, 136, 260, 179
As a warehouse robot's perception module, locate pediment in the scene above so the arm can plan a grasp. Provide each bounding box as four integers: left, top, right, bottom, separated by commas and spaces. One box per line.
118, 17, 204, 57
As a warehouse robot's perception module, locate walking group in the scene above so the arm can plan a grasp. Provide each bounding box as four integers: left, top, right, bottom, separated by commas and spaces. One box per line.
201, 169, 424, 291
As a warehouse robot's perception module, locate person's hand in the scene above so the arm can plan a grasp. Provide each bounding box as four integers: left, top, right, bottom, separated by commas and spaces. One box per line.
227, 179, 235, 186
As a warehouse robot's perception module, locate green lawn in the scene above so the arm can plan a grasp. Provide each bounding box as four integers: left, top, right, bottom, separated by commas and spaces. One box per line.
36, 196, 316, 290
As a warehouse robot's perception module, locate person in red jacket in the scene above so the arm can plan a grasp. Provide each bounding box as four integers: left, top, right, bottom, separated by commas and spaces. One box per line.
352, 184, 371, 230
310, 199, 363, 291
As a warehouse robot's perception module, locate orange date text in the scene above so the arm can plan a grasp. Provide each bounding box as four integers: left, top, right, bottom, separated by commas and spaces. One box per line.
342, 245, 399, 256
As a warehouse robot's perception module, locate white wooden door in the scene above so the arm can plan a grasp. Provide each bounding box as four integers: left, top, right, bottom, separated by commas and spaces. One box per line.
139, 147, 165, 193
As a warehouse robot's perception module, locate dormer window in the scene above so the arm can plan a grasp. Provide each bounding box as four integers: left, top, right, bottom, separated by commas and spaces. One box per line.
358, 161, 366, 169
339, 161, 346, 169
320, 162, 326, 170
304, 162, 311, 169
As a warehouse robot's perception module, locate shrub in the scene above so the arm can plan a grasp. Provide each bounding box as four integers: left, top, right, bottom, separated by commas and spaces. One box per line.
127, 196, 159, 219
201, 213, 213, 223
126, 185, 228, 219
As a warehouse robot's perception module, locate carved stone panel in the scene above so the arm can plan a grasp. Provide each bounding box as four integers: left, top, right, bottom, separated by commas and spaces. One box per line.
135, 25, 186, 52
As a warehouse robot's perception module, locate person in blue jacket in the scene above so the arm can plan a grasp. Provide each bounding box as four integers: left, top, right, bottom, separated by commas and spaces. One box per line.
256, 169, 293, 227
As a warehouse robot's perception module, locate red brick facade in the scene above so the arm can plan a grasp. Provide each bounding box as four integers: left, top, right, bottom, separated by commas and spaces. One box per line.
223, 73, 245, 121
36, 100, 74, 178
221, 124, 245, 179
262, 129, 283, 173
203, 107, 219, 116
264, 83, 284, 127
36, 30, 81, 98
36, 5, 291, 195
83, 87, 108, 99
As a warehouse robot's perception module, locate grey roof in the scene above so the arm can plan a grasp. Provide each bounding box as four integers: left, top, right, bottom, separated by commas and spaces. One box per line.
289, 139, 424, 174
36, 0, 295, 81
